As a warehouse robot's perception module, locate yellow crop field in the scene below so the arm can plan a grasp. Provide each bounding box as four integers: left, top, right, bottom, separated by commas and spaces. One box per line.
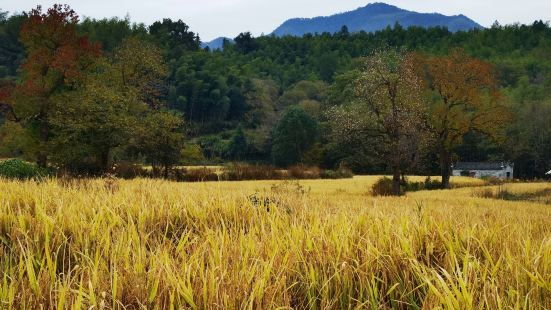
0, 176, 549, 309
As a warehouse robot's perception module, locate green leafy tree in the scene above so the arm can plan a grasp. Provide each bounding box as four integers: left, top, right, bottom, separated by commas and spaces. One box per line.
330, 50, 427, 195
505, 100, 551, 178
48, 64, 144, 172
134, 111, 184, 178
278, 80, 327, 111
234, 32, 258, 54
50, 36, 173, 173
113, 37, 168, 110
149, 18, 200, 60
272, 106, 318, 167
78, 16, 148, 53
180, 144, 205, 165
243, 78, 278, 128
0, 11, 26, 78
227, 125, 248, 160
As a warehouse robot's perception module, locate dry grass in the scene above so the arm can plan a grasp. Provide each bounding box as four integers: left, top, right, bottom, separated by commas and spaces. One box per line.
0, 176, 549, 309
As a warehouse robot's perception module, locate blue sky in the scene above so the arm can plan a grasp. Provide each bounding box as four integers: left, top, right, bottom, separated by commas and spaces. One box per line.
2, 0, 550, 41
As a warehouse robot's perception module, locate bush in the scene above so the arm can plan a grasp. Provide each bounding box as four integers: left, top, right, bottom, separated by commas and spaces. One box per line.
402, 176, 443, 192
173, 167, 220, 182
403, 180, 424, 192
113, 161, 149, 179
320, 168, 354, 179
222, 164, 285, 181
372, 177, 394, 196
0, 159, 46, 180
423, 177, 443, 190
288, 165, 321, 179
180, 144, 205, 165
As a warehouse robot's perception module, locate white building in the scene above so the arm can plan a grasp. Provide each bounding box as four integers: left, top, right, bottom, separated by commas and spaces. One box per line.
452, 162, 514, 180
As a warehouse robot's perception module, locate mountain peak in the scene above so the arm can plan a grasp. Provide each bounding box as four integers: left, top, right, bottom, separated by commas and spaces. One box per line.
201, 37, 233, 50
363, 2, 400, 9
272, 3, 482, 37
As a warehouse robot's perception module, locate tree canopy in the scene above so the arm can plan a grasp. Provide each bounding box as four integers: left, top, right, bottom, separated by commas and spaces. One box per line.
0, 5, 549, 179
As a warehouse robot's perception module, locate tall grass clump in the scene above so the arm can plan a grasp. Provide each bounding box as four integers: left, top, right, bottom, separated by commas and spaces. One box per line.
0, 177, 549, 308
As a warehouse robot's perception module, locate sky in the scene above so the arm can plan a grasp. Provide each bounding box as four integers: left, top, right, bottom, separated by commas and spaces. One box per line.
2, 0, 550, 41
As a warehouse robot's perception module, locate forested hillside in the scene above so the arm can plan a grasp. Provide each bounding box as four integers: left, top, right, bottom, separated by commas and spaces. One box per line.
1, 6, 550, 178
272, 2, 482, 36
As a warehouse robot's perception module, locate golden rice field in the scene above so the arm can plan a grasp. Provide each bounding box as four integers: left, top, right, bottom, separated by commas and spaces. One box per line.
0, 176, 550, 309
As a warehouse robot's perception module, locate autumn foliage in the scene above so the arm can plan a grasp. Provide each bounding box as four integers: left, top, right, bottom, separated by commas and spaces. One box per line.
414, 50, 511, 188
0, 80, 15, 119
9, 5, 101, 166
19, 4, 100, 93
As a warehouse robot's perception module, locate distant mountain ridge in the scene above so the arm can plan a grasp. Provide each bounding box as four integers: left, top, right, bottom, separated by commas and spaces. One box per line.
201, 37, 232, 50
272, 2, 483, 37
201, 3, 483, 49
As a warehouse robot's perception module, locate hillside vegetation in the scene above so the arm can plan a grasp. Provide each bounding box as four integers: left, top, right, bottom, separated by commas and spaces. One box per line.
272, 3, 481, 36
1, 6, 550, 180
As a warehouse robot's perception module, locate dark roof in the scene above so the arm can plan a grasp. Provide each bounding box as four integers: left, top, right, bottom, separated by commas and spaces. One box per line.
453, 162, 509, 171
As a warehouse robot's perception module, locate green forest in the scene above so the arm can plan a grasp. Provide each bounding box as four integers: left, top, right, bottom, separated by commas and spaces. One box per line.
1, 5, 550, 182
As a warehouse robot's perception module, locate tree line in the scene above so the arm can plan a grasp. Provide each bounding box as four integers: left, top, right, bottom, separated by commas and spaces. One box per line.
0, 5, 549, 186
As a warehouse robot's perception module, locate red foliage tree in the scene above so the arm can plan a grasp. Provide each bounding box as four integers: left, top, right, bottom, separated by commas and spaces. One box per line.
14, 4, 101, 167
0, 80, 17, 122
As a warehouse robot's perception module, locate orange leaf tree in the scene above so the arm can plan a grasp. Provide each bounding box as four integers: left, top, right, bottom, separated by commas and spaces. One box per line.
416, 50, 511, 188
11, 4, 100, 167
0, 80, 15, 121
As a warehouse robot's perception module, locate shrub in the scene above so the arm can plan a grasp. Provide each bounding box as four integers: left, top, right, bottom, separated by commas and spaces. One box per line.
169, 164, 358, 182
0, 159, 46, 179
173, 167, 219, 182
320, 168, 354, 179
372, 177, 394, 196
222, 164, 285, 181
402, 177, 443, 192
403, 180, 424, 192
113, 161, 149, 179
288, 165, 321, 179
180, 144, 205, 165
423, 176, 443, 190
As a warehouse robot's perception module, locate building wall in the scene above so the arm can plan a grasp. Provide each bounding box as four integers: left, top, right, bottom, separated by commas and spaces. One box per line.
452, 166, 514, 179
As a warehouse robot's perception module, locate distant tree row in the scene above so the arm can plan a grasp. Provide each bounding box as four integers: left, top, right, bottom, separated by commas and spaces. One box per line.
1, 5, 550, 182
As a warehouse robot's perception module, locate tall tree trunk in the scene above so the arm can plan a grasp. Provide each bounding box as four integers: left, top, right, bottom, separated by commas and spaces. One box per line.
440, 148, 451, 189
36, 153, 47, 168
100, 149, 111, 173
164, 163, 170, 179
392, 165, 402, 196
37, 120, 49, 168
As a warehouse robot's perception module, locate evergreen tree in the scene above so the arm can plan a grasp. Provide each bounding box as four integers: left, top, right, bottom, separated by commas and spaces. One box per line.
228, 125, 247, 160
272, 106, 318, 167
